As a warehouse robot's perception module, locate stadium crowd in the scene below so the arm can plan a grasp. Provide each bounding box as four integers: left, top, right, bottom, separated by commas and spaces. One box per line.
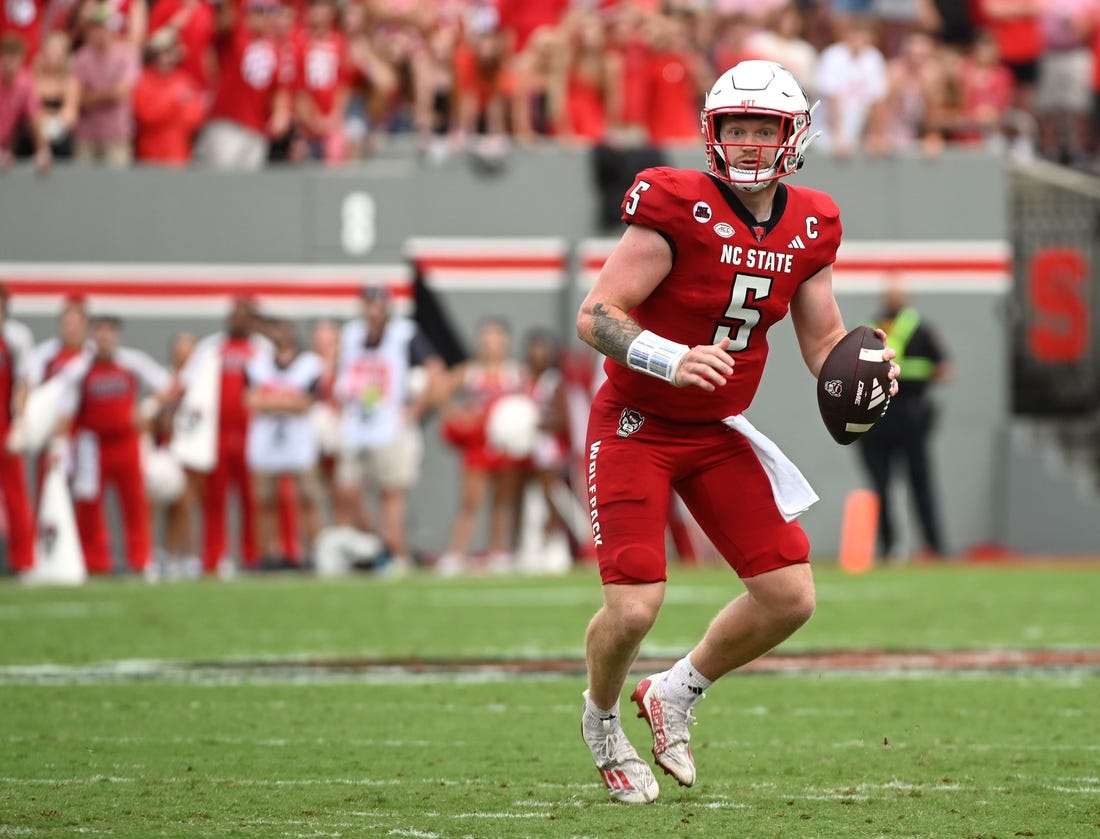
1, 0, 1099, 171
0, 287, 600, 580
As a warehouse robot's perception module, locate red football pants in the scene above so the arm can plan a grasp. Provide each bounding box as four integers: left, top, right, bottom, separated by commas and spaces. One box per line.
585, 386, 810, 585
201, 432, 257, 572
74, 433, 151, 574
0, 447, 35, 573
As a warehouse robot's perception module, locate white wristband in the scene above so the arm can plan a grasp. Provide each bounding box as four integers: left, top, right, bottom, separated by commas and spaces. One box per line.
626, 330, 690, 383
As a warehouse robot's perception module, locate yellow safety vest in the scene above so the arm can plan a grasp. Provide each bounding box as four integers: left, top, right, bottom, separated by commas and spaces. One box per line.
884, 307, 936, 382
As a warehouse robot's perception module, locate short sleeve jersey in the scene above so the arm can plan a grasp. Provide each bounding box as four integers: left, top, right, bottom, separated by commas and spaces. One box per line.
604, 166, 842, 422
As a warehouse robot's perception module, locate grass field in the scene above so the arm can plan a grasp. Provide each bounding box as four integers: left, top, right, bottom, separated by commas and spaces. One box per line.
1, 563, 1097, 838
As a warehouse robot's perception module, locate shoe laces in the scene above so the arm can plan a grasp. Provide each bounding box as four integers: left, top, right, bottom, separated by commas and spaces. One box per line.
590, 718, 632, 767
663, 694, 703, 744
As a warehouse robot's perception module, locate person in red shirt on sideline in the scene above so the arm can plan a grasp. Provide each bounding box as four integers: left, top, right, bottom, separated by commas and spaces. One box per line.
56, 315, 172, 577
437, 317, 526, 576
575, 60, 899, 802
132, 28, 205, 165
0, 285, 35, 576
146, 0, 215, 92
183, 298, 273, 576
27, 296, 89, 389
294, 0, 350, 162
194, 0, 291, 169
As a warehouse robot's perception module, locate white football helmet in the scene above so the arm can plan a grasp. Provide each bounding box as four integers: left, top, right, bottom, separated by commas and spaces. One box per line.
701, 60, 820, 192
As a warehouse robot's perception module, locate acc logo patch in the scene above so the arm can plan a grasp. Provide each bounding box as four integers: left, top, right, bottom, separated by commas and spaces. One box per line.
713, 222, 735, 238
824, 380, 843, 397
617, 408, 645, 438
692, 202, 712, 222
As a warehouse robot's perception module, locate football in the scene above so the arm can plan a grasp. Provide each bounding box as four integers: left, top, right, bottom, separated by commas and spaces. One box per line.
817, 325, 892, 445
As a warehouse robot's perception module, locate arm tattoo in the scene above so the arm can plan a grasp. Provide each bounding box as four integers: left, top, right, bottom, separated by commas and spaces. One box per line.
590, 303, 643, 366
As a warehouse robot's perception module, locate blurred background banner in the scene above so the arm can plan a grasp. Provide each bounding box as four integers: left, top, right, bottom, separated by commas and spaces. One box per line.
1010, 160, 1100, 417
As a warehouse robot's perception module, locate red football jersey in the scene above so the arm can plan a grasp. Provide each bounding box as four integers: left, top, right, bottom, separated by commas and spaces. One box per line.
603, 166, 842, 422
219, 335, 261, 434
74, 361, 140, 437
209, 24, 282, 133
297, 30, 348, 120
0, 0, 43, 63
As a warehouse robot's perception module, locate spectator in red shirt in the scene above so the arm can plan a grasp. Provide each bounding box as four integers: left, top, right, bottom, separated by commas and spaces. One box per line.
57, 315, 171, 577
509, 24, 567, 146
341, 1, 397, 157
0, 32, 49, 170
642, 12, 710, 147
0, 0, 44, 66
265, 0, 299, 162
607, 3, 652, 140
953, 28, 1016, 147
132, 27, 204, 165
294, 0, 350, 162
146, 0, 215, 92
453, 4, 514, 161
560, 9, 623, 146
72, 2, 140, 166
193, 0, 291, 169
976, 0, 1042, 123
497, 0, 569, 53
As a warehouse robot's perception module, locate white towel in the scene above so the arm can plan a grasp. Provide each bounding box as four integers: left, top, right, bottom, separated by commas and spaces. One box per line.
722, 414, 819, 522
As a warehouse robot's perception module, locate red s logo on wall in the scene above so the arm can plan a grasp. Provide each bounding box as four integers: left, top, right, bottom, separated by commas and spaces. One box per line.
1027, 247, 1089, 363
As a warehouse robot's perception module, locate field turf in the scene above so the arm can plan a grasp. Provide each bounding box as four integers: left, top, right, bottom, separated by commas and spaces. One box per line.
0, 563, 1097, 838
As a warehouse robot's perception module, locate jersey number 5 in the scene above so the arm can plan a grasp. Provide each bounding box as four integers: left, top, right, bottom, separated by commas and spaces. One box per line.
712, 272, 772, 352
624, 180, 650, 216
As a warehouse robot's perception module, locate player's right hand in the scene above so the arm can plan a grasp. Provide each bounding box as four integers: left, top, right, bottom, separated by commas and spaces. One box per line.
672, 337, 734, 392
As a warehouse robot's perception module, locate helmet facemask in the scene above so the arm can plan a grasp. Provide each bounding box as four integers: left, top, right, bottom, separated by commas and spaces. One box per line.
703, 107, 813, 193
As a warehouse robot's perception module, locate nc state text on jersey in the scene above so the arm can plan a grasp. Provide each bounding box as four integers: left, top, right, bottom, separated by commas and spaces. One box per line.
720, 245, 794, 274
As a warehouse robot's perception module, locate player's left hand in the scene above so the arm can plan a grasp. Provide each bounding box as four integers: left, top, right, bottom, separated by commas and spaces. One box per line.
672, 337, 734, 392
874, 327, 901, 397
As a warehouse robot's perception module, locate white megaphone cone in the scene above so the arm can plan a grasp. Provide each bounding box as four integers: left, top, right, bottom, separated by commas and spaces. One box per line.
171, 346, 221, 473
17, 375, 66, 454
24, 460, 87, 586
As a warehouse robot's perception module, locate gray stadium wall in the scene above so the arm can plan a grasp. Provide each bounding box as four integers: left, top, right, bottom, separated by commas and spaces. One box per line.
2, 145, 1085, 560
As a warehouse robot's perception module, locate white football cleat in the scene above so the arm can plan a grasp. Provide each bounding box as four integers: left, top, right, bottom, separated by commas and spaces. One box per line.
632, 672, 700, 787
581, 692, 659, 804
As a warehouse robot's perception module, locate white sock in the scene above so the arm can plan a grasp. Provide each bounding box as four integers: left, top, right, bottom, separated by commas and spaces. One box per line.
583, 690, 620, 727
665, 655, 713, 703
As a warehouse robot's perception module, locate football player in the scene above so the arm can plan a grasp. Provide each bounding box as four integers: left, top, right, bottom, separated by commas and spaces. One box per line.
576, 60, 900, 803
